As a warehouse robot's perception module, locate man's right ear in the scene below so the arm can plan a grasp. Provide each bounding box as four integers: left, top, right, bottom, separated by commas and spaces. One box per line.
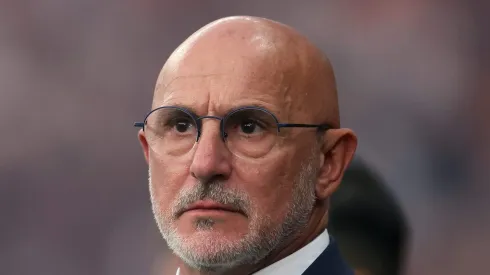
138, 129, 150, 164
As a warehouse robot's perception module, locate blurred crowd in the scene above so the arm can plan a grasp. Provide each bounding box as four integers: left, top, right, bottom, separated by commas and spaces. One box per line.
1, 1, 488, 274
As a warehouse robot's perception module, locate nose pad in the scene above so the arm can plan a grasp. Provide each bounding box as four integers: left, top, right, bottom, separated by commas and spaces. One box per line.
220, 120, 228, 141
195, 130, 202, 142
220, 119, 228, 141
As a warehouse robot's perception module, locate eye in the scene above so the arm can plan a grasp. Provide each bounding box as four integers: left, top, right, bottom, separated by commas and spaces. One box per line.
225, 108, 277, 137
174, 120, 193, 132
239, 119, 261, 134
169, 118, 195, 133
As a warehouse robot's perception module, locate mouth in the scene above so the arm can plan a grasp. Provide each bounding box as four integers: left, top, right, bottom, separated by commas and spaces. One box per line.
179, 200, 245, 217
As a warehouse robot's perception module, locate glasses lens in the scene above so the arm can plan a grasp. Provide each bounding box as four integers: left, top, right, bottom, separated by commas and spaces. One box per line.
144, 107, 198, 156
224, 108, 279, 158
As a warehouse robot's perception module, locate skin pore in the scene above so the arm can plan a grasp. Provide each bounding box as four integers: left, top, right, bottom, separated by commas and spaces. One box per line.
138, 16, 357, 275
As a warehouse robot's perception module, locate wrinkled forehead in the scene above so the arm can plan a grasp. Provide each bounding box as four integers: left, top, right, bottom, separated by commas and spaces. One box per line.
155, 76, 288, 116
153, 36, 302, 118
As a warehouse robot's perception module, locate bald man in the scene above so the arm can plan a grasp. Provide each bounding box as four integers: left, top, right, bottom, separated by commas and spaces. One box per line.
135, 16, 357, 275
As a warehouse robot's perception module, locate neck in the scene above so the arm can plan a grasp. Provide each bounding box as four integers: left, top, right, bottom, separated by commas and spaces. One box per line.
177, 205, 328, 275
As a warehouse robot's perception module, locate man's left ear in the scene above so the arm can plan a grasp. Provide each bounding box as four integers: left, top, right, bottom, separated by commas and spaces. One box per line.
315, 128, 357, 199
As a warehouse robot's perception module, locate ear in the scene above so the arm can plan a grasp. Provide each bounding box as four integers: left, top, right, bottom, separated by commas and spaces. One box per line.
315, 128, 357, 199
138, 129, 150, 164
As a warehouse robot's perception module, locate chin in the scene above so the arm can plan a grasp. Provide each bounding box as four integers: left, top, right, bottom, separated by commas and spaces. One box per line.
176, 210, 249, 236
164, 215, 279, 271
183, 223, 248, 243
168, 229, 252, 269
188, 230, 242, 249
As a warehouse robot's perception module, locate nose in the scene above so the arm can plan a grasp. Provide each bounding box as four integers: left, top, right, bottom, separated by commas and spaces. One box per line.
189, 120, 232, 183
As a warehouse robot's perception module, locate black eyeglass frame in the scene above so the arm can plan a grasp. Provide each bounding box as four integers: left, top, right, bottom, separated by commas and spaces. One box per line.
133, 106, 332, 142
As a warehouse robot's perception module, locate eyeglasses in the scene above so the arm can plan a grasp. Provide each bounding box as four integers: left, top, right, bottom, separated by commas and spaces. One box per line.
134, 106, 332, 159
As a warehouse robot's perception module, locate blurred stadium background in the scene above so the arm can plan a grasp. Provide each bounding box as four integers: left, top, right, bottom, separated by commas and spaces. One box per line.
1, 1, 488, 274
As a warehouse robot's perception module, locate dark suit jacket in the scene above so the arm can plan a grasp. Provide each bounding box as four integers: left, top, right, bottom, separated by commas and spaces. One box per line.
302, 238, 354, 275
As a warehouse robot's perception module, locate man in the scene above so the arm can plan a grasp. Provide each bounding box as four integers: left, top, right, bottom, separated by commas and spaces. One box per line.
329, 158, 409, 275
135, 16, 357, 275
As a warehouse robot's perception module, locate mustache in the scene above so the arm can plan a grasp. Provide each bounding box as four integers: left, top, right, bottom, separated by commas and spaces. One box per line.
172, 181, 250, 218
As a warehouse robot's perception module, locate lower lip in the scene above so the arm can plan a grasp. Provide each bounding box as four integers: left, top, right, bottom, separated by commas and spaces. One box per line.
184, 209, 241, 216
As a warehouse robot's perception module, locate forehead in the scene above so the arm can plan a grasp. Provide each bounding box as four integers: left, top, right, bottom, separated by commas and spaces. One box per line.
153, 32, 302, 118
154, 70, 296, 119
156, 74, 289, 116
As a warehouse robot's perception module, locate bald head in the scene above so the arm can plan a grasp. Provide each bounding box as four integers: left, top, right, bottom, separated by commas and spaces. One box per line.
140, 16, 357, 274
154, 16, 340, 127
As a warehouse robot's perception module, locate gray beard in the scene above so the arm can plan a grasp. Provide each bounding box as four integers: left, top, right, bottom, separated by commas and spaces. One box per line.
149, 155, 317, 273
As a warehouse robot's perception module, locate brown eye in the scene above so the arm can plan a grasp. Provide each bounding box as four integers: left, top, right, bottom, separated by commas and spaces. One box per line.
239, 120, 260, 134
173, 120, 194, 133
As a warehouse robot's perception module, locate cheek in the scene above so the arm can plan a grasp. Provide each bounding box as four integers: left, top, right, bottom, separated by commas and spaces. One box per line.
233, 154, 296, 222
149, 154, 191, 210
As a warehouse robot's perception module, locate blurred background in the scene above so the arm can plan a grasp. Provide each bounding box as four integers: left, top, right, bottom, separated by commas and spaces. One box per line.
1, 1, 488, 274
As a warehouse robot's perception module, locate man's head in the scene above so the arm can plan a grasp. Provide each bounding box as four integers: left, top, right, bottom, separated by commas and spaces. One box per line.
329, 158, 409, 275
137, 16, 357, 273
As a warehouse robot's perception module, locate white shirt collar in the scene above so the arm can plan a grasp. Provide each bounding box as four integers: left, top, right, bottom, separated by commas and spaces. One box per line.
175, 229, 330, 275
252, 229, 330, 275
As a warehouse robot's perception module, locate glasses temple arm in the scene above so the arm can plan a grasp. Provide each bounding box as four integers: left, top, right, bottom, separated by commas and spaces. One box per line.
134, 122, 144, 128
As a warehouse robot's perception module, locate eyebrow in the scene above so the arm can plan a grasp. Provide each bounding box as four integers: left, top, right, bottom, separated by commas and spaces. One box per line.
232, 103, 285, 121
152, 103, 200, 116
151, 102, 283, 121
227, 103, 274, 113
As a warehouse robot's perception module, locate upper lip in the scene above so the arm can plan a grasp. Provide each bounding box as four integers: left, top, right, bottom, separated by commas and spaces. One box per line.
182, 200, 243, 215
